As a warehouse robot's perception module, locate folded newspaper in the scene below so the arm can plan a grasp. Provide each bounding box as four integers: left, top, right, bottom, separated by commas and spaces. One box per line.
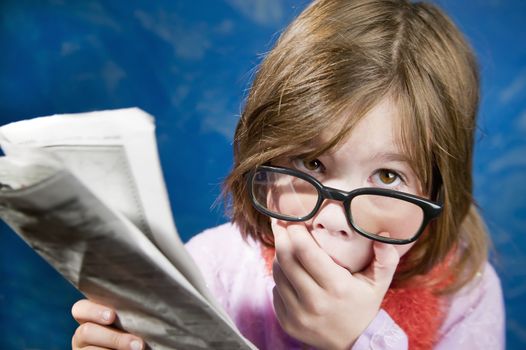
0, 108, 256, 350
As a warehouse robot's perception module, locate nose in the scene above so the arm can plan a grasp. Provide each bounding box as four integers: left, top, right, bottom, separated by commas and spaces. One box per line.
311, 199, 353, 239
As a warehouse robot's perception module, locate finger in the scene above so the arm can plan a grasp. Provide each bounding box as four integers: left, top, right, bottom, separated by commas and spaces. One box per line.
358, 233, 400, 289
272, 221, 319, 293
72, 299, 116, 325
272, 259, 300, 307
286, 223, 347, 288
72, 322, 144, 350
272, 285, 288, 322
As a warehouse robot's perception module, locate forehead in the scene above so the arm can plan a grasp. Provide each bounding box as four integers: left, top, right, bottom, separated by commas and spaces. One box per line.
320, 98, 405, 160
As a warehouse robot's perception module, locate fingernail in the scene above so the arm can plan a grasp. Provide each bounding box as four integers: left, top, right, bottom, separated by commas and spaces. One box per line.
130, 340, 143, 350
101, 309, 112, 321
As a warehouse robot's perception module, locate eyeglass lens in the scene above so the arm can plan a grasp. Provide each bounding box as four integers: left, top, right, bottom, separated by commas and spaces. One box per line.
251, 169, 425, 241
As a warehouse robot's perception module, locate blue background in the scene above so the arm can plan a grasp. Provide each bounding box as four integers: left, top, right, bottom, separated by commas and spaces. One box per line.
0, 0, 525, 348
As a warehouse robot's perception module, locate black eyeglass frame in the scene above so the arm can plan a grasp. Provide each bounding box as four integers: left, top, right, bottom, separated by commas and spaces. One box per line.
247, 165, 443, 245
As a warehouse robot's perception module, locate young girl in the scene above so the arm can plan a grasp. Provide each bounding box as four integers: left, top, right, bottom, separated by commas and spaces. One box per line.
71, 0, 505, 349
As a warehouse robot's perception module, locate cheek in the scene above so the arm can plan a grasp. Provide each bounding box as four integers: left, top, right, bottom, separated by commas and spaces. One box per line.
267, 180, 318, 218
393, 226, 429, 258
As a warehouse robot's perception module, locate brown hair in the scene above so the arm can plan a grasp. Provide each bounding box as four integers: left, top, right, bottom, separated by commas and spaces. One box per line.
223, 0, 488, 293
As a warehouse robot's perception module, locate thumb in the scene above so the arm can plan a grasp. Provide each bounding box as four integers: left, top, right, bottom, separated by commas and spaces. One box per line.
361, 235, 400, 289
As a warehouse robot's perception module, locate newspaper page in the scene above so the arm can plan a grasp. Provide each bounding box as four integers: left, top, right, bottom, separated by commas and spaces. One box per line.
0, 108, 209, 297
0, 109, 256, 350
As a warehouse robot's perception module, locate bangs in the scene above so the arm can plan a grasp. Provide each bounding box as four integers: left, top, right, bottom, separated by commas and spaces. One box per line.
389, 81, 438, 198
279, 89, 390, 164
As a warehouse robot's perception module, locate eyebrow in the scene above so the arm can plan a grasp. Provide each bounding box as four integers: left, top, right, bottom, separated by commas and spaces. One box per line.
369, 152, 412, 165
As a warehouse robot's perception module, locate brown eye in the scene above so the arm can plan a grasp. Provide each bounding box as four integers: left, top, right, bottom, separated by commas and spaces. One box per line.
378, 169, 398, 184
303, 159, 322, 171
291, 157, 325, 173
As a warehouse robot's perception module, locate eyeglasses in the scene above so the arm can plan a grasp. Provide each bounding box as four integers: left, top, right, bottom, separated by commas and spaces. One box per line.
247, 165, 443, 245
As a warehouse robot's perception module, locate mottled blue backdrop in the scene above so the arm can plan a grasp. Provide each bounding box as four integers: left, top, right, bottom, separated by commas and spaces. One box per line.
0, 0, 525, 349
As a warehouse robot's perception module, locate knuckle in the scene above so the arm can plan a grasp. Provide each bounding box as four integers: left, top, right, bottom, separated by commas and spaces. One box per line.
276, 309, 314, 340
115, 333, 140, 350
293, 312, 313, 332
110, 331, 125, 348
307, 298, 328, 316
330, 281, 349, 299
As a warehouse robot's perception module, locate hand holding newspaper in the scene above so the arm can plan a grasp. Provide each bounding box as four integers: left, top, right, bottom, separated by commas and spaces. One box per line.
0, 108, 256, 349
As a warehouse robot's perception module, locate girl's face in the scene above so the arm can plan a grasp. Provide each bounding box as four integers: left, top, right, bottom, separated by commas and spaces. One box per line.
271, 98, 424, 272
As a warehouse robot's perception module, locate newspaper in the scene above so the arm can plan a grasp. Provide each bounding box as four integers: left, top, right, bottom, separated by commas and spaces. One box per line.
0, 108, 256, 350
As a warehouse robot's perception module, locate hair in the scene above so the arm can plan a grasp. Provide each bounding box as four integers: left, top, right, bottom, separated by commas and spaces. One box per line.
223, 0, 488, 293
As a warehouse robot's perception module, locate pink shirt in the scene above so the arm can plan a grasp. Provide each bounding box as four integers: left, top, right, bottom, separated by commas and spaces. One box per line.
185, 223, 505, 349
